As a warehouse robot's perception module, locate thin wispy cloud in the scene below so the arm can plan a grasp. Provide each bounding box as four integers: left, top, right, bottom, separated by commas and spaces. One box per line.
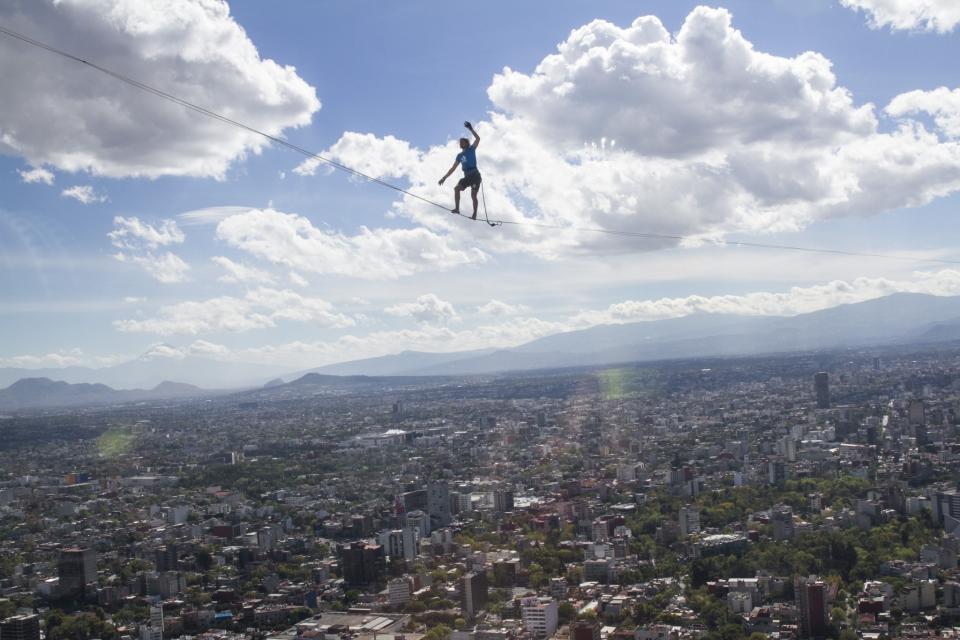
61, 185, 107, 204
177, 206, 257, 226
109, 216, 190, 283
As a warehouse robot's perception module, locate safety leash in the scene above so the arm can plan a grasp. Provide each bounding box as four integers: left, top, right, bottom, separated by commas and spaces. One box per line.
480, 182, 499, 228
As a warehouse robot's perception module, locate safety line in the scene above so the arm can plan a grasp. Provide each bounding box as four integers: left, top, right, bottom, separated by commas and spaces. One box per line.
2, 24, 959, 267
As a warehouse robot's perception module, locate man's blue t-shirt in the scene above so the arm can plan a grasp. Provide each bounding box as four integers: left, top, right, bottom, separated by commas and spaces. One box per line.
457, 147, 478, 173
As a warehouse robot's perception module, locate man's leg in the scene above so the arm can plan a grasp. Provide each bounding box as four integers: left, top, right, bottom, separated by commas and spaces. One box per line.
471, 186, 479, 219
452, 186, 461, 214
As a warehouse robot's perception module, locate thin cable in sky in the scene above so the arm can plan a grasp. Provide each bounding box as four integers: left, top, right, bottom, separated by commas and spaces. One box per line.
2, 24, 959, 267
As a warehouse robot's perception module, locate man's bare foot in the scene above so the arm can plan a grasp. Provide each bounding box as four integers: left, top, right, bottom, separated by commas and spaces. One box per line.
451, 208, 460, 214
471, 213, 478, 220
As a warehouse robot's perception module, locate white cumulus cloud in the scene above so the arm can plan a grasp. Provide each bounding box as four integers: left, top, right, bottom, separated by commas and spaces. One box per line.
140, 343, 187, 360
114, 287, 354, 335
0, 349, 85, 368
129, 270, 960, 369
187, 339, 232, 358
887, 88, 960, 139
477, 299, 531, 316
571, 269, 960, 326
385, 294, 459, 324
109, 216, 184, 250
316, 7, 960, 259
840, 0, 960, 33
109, 216, 190, 283
294, 133, 421, 178
215, 208, 487, 279
0, 0, 320, 179
18, 166, 54, 185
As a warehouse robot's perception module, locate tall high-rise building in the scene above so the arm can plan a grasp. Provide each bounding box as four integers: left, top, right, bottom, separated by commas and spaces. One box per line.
0, 615, 41, 640
909, 398, 928, 445
493, 488, 514, 514
388, 578, 412, 607
814, 372, 830, 409
461, 571, 488, 618
399, 489, 428, 513
427, 481, 451, 529
58, 548, 96, 598
139, 605, 163, 640
338, 542, 385, 586
768, 460, 788, 486
678, 505, 701, 537
771, 505, 795, 541
406, 510, 430, 538
795, 577, 827, 639
493, 561, 517, 587
379, 528, 420, 561
934, 491, 960, 530
521, 597, 559, 638
154, 545, 178, 572
150, 605, 163, 640
401, 526, 419, 560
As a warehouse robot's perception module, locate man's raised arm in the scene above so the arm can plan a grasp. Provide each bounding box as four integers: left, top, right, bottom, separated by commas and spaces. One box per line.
465, 121, 480, 148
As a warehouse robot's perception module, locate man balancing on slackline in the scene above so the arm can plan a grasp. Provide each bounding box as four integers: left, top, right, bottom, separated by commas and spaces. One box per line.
438, 121, 481, 219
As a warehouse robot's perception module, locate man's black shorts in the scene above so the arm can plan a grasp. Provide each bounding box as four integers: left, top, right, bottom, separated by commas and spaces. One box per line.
457, 170, 482, 190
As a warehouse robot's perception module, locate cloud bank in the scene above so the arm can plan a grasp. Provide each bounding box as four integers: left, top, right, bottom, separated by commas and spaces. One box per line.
0, 0, 320, 179
215, 208, 487, 279
312, 7, 960, 259
112, 270, 960, 366
115, 287, 354, 335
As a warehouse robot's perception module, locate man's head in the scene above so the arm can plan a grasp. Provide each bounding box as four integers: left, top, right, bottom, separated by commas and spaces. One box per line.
459, 137, 470, 149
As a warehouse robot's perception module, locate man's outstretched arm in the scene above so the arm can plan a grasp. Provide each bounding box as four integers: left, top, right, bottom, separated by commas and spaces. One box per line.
439, 159, 460, 185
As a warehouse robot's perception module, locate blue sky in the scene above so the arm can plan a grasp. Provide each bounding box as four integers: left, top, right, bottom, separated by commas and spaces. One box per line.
2, 0, 960, 378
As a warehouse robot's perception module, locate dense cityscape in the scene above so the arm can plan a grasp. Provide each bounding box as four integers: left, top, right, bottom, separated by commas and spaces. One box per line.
5, 2, 960, 640
3, 345, 960, 640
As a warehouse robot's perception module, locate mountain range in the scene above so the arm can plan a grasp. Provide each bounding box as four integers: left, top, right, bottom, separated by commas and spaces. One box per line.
0, 352, 292, 390
0, 378, 210, 411
3, 293, 960, 406
302, 292, 960, 376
